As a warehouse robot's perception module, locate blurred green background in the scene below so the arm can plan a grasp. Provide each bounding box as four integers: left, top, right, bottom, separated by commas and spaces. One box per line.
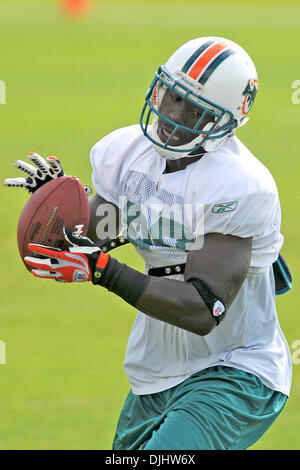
0, 0, 299, 450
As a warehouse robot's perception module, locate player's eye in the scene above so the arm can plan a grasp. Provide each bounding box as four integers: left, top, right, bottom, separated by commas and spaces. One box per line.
169, 91, 181, 102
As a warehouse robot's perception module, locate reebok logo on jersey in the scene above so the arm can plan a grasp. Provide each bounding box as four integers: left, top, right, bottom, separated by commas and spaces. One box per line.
212, 200, 238, 213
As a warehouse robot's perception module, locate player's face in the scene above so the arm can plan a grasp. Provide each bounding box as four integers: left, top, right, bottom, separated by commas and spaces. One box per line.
157, 89, 214, 147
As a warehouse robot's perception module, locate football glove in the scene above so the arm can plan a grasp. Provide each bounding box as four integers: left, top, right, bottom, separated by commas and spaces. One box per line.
3, 152, 92, 196
24, 227, 109, 283
3, 152, 64, 193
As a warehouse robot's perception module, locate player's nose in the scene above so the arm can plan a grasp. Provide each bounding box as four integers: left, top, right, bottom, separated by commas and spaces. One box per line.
167, 101, 187, 125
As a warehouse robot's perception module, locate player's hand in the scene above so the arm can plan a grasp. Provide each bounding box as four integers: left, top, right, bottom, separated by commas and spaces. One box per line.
24, 227, 110, 283
3, 153, 64, 193
3, 153, 93, 196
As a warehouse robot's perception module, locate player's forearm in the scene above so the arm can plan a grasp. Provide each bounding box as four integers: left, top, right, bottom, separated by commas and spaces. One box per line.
99, 257, 215, 336
136, 276, 215, 335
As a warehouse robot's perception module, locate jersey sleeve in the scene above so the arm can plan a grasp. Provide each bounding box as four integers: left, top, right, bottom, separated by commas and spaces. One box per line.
90, 130, 122, 206
90, 125, 145, 207
208, 190, 280, 237
202, 190, 283, 267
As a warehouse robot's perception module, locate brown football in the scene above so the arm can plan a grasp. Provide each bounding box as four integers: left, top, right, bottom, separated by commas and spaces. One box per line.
17, 176, 90, 271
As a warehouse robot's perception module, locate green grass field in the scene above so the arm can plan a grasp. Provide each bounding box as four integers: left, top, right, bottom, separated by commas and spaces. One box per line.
0, 0, 299, 450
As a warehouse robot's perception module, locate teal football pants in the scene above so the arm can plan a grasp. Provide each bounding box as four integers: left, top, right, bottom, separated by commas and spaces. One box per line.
112, 366, 287, 450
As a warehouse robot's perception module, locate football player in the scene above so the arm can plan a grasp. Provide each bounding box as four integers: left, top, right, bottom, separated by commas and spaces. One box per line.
4, 37, 292, 450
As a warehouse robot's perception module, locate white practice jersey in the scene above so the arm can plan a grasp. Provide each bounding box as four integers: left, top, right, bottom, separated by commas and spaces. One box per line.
91, 124, 292, 396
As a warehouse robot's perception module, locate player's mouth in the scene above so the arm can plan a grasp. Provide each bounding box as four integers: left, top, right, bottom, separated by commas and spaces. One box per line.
157, 121, 197, 147
158, 124, 181, 146
162, 127, 180, 142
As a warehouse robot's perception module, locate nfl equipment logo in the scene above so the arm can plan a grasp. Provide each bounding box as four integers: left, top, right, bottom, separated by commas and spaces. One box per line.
74, 270, 88, 282
213, 300, 225, 317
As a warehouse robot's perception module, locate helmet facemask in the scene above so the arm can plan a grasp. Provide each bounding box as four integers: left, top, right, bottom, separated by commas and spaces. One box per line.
140, 66, 237, 160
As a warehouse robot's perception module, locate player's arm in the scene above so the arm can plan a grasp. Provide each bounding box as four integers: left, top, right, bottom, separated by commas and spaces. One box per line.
134, 233, 252, 335
26, 230, 251, 336
87, 194, 119, 246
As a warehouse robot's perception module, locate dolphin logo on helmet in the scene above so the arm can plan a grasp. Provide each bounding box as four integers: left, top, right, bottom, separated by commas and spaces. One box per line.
241, 79, 259, 115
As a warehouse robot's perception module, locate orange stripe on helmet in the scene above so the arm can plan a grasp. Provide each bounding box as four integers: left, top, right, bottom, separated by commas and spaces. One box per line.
188, 41, 228, 81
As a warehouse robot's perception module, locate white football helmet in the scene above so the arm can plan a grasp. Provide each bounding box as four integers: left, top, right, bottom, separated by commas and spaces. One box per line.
140, 37, 259, 160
